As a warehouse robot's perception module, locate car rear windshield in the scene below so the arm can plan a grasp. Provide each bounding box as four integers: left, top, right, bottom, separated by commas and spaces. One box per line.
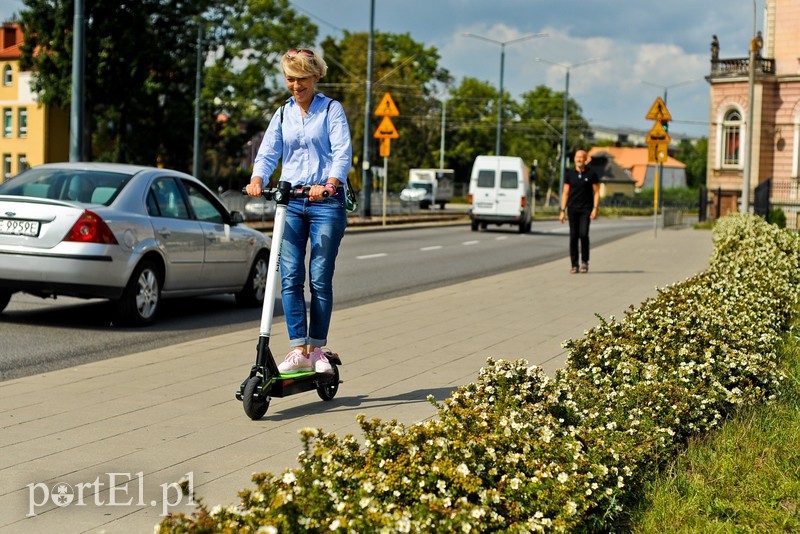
0, 168, 132, 206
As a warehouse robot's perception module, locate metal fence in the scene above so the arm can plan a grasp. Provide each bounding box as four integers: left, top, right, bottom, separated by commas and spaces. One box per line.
768, 179, 800, 231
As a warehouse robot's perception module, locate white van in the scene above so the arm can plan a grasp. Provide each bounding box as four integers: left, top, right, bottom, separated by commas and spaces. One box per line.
468, 155, 532, 233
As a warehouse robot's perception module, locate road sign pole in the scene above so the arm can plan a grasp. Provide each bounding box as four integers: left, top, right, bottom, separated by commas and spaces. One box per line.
382, 156, 388, 226
653, 166, 659, 237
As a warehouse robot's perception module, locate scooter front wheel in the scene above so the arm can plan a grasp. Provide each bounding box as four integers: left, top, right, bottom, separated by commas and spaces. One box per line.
243, 376, 270, 420
317, 366, 340, 401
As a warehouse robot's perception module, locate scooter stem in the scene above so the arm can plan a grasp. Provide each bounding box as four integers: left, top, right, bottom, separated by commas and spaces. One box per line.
258, 181, 292, 337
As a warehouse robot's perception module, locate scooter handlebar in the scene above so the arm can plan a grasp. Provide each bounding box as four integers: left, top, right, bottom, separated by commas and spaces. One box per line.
241, 185, 329, 199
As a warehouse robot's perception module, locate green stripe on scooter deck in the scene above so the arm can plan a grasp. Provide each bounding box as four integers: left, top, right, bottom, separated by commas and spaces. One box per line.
279, 371, 317, 378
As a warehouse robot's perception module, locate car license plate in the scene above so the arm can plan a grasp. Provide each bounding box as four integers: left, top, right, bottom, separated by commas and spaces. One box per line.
0, 218, 40, 237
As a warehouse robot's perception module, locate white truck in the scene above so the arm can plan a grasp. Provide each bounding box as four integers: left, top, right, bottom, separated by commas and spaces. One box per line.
399, 168, 455, 210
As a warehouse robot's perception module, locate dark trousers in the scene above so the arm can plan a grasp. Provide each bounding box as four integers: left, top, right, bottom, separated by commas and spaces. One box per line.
568, 209, 591, 267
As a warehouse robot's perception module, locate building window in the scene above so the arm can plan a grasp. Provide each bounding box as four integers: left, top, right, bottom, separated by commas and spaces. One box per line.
722, 109, 742, 167
18, 108, 27, 137
3, 154, 11, 180
17, 154, 28, 173
3, 65, 11, 86
2, 108, 11, 138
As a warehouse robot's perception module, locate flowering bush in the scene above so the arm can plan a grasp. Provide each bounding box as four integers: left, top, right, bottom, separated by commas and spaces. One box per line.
159, 213, 800, 533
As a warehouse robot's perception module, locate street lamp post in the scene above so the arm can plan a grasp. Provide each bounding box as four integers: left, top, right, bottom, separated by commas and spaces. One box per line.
463, 32, 547, 155
743, 0, 758, 213
641, 79, 695, 105
535, 58, 601, 199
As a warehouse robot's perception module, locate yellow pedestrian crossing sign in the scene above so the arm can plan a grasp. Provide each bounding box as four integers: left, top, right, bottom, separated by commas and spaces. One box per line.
374, 92, 400, 117
373, 116, 399, 139
645, 96, 672, 121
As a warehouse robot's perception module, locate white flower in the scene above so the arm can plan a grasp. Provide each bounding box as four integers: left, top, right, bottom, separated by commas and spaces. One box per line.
456, 463, 470, 477
557, 472, 569, 483
565, 501, 578, 515
471, 507, 486, 518
282, 471, 296, 485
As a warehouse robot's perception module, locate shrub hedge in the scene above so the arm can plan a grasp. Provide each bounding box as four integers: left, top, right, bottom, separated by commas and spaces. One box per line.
158, 213, 800, 533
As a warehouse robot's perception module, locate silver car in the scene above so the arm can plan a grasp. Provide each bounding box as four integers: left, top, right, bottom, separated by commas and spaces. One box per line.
0, 162, 271, 326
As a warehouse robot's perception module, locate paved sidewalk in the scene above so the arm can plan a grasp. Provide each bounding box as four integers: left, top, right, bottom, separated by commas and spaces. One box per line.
0, 227, 714, 533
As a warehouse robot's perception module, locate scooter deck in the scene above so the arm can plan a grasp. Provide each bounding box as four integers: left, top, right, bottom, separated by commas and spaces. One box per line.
268, 351, 342, 398
270, 371, 337, 398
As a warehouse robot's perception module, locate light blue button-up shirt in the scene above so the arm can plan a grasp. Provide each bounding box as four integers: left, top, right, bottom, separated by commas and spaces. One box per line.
251, 93, 352, 187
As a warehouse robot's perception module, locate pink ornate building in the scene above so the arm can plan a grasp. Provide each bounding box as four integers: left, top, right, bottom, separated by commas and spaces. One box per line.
707, 0, 800, 229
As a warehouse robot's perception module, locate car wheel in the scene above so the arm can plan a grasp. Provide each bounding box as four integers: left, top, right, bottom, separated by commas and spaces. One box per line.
471, 219, 479, 231
235, 250, 269, 307
0, 290, 11, 313
115, 260, 161, 326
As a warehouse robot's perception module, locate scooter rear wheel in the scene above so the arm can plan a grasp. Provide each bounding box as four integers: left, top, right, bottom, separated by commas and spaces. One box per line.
317, 365, 340, 401
243, 377, 270, 420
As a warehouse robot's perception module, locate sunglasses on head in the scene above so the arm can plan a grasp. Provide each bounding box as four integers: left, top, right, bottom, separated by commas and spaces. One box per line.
287, 48, 315, 58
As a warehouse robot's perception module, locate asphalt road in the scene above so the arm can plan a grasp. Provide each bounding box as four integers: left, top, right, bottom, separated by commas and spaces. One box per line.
0, 217, 653, 381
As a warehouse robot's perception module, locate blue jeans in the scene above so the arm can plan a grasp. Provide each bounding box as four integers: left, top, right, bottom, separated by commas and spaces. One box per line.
281, 195, 347, 348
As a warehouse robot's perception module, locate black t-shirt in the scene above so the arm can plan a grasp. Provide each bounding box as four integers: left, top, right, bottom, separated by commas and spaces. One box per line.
565, 167, 599, 210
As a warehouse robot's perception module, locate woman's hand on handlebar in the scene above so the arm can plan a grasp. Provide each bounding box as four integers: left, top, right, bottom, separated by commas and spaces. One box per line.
307, 183, 328, 201
245, 179, 263, 198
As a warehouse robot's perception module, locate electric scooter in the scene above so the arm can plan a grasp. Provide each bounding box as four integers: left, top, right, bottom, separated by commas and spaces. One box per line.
235, 180, 342, 420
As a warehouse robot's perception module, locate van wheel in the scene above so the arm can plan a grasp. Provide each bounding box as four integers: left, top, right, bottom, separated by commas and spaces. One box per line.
519, 220, 527, 233
471, 220, 479, 231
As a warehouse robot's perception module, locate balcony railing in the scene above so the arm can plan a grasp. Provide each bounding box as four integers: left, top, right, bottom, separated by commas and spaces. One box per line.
710, 56, 775, 77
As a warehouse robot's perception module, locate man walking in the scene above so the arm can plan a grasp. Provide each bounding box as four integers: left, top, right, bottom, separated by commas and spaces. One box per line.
559, 150, 600, 273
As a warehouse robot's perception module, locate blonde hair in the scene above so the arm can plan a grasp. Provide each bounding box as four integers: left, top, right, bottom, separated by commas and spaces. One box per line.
281, 48, 327, 79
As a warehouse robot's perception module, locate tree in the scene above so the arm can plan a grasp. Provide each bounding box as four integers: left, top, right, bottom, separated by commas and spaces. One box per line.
675, 137, 707, 189
198, 0, 314, 182
21, 0, 214, 167
319, 31, 451, 191
512, 86, 592, 198
441, 77, 499, 182
18, 0, 310, 178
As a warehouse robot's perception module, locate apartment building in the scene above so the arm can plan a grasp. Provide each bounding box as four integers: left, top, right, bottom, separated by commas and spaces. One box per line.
0, 22, 68, 183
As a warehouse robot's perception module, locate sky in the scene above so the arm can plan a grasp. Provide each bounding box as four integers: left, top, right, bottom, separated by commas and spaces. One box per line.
1, 0, 765, 139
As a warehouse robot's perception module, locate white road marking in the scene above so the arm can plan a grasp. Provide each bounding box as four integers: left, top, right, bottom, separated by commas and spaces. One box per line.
357, 253, 388, 260
420, 246, 443, 251
462, 240, 480, 246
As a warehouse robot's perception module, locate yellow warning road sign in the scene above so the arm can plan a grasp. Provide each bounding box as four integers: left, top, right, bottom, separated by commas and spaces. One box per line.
645, 121, 671, 145
375, 92, 400, 117
645, 96, 672, 121
374, 116, 399, 139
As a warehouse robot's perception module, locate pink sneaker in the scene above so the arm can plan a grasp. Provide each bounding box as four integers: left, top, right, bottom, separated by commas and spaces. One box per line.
278, 349, 313, 374
310, 348, 334, 374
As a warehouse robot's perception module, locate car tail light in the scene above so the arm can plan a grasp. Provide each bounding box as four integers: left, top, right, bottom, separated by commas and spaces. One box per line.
468, 193, 473, 204
520, 197, 527, 208
65, 210, 118, 244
